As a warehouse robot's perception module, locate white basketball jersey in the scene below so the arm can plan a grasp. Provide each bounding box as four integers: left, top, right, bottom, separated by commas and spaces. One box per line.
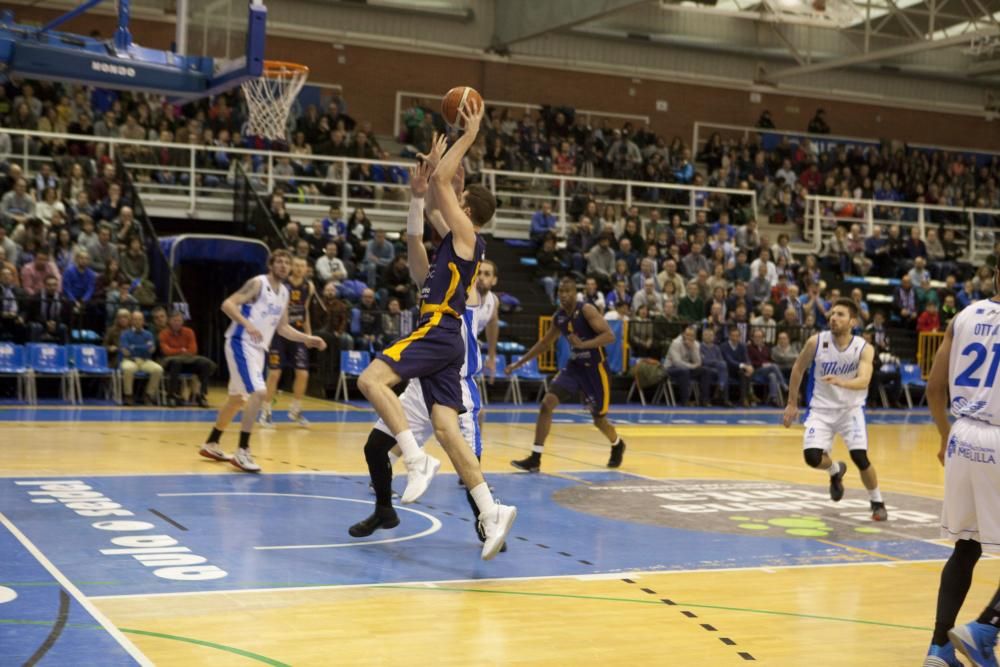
460, 291, 496, 379
807, 330, 867, 411
224, 274, 289, 351
949, 298, 1000, 426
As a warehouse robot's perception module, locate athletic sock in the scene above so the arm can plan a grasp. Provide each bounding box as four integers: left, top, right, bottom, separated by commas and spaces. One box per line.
868, 488, 883, 503
239, 431, 251, 449
396, 429, 421, 460
933, 539, 982, 645
290, 399, 302, 414
977, 588, 1000, 628
612, 437, 623, 447
827, 462, 841, 476
207, 427, 223, 444
470, 483, 496, 516
531, 444, 544, 456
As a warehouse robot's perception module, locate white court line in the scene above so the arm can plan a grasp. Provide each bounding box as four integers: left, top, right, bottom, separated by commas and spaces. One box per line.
0, 512, 153, 666
88, 557, 958, 601
155, 492, 442, 550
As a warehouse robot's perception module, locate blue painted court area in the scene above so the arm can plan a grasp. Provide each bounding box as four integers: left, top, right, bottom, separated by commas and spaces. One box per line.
0, 403, 935, 425
0, 472, 951, 602
0, 524, 140, 665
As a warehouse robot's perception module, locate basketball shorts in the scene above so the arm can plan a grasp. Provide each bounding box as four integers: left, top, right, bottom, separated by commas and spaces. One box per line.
268, 335, 309, 371
376, 317, 465, 414
373, 376, 483, 457
941, 417, 1000, 550
225, 337, 266, 397
802, 407, 868, 452
551, 361, 611, 417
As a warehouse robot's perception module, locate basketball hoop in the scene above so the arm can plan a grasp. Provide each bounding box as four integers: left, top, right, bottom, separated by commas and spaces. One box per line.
241, 60, 309, 141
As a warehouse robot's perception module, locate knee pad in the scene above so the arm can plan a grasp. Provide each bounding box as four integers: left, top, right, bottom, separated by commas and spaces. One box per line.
364, 428, 398, 457
803, 448, 825, 468
849, 449, 871, 471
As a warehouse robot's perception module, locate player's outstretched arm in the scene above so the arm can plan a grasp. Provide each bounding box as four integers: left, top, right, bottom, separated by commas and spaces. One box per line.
571, 303, 616, 350
419, 134, 450, 240
277, 307, 327, 351
926, 321, 955, 465
406, 161, 433, 286
222, 278, 263, 343
821, 344, 874, 390
430, 99, 484, 261
508, 323, 561, 373
783, 334, 819, 427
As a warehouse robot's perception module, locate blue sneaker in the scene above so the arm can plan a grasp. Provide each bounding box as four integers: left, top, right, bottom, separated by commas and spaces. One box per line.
923, 641, 962, 667
950, 621, 1000, 667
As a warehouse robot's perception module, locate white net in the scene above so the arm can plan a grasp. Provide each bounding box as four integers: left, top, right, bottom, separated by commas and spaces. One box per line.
241, 62, 309, 141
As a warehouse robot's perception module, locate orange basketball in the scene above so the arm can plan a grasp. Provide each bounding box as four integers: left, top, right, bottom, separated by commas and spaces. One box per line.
441, 86, 483, 128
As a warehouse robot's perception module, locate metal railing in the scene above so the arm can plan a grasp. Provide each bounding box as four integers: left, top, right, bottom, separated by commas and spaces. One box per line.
0, 127, 756, 238
799, 194, 996, 262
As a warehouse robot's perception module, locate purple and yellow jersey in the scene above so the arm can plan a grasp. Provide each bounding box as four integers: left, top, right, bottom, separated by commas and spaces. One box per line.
417, 232, 487, 331
553, 302, 605, 367
285, 278, 309, 331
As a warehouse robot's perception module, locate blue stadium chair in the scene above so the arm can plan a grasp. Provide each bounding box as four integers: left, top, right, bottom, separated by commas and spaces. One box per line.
336, 350, 371, 401
901, 362, 927, 409
605, 319, 624, 374
0, 342, 35, 403
510, 355, 549, 403
26, 343, 75, 403
876, 362, 898, 408
476, 355, 521, 405
72, 345, 121, 404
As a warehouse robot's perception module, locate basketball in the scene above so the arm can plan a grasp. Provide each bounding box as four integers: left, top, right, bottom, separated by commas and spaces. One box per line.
441, 86, 483, 128
812, 0, 826, 11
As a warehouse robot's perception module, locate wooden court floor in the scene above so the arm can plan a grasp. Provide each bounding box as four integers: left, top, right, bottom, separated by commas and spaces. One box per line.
1, 397, 994, 666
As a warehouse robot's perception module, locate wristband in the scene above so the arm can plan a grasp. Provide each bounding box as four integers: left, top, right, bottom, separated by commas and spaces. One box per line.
407, 196, 425, 236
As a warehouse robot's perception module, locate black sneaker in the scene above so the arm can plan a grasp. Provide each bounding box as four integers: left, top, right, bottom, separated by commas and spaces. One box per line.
195, 394, 209, 409
871, 501, 888, 522
608, 441, 626, 468
511, 454, 541, 472
829, 462, 848, 502
348, 507, 400, 537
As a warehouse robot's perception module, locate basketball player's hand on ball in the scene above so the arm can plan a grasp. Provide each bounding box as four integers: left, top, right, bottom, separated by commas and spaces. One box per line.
457, 98, 484, 135
782, 403, 798, 428
409, 161, 432, 197
306, 336, 327, 351
418, 132, 448, 168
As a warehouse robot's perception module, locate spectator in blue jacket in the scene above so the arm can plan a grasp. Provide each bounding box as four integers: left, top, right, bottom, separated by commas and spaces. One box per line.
119, 310, 163, 405
720, 326, 754, 407
62, 249, 97, 311
530, 201, 557, 246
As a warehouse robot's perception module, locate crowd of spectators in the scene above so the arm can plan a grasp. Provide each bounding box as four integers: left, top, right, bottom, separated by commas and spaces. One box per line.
531, 192, 998, 408
4, 77, 998, 409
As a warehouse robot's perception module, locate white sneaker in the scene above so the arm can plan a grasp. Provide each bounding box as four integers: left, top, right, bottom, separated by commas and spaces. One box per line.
400, 453, 440, 504
288, 410, 310, 427
199, 442, 233, 462
479, 504, 517, 561
231, 447, 262, 473
258, 408, 275, 429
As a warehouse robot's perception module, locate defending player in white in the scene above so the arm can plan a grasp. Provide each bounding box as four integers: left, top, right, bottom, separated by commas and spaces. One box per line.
923, 255, 1000, 667
783, 297, 887, 522
199, 249, 327, 473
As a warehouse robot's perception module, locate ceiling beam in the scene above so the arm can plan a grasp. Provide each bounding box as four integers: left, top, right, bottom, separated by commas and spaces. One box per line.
491, 0, 648, 49
767, 27, 998, 79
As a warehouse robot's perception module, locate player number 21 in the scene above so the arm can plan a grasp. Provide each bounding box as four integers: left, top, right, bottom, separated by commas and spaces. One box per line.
954, 342, 1000, 388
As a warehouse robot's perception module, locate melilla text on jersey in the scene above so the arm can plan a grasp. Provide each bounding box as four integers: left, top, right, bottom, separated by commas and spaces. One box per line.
819, 360, 860, 376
